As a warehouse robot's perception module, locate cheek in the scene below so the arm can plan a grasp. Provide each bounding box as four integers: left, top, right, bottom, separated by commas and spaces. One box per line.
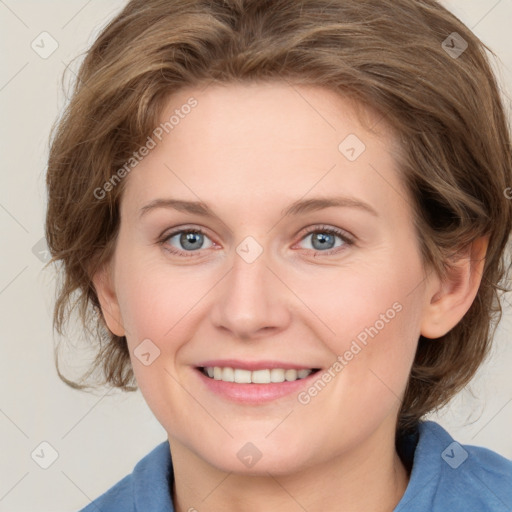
304, 257, 423, 397
114, 261, 196, 426
115, 248, 188, 340
114, 254, 210, 391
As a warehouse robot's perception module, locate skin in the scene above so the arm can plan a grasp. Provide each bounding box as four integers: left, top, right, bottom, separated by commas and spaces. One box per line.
93, 82, 488, 512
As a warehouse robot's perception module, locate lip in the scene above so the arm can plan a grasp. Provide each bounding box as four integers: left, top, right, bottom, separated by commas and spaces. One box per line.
197, 359, 319, 371
194, 364, 322, 404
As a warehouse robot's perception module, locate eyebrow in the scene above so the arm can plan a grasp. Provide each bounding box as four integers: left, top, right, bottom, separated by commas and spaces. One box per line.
138, 195, 379, 220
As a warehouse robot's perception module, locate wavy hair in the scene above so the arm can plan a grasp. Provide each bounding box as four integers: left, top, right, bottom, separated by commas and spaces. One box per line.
45, 0, 512, 433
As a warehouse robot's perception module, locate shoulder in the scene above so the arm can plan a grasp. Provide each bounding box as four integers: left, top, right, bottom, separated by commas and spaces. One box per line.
76, 440, 174, 512
78, 473, 133, 512
395, 420, 512, 511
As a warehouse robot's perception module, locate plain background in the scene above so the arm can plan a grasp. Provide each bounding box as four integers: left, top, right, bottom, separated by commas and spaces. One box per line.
0, 1, 511, 511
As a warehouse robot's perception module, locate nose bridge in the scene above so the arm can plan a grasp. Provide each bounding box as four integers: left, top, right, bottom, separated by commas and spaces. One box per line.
211, 237, 289, 338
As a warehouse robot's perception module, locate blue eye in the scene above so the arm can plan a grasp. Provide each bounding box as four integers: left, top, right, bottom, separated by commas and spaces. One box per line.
161, 228, 214, 257
297, 226, 353, 255
158, 225, 354, 257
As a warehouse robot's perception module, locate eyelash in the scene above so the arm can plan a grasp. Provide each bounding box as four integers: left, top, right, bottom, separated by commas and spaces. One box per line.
157, 225, 355, 258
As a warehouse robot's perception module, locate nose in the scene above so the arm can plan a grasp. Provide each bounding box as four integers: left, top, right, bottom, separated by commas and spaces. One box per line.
210, 248, 291, 341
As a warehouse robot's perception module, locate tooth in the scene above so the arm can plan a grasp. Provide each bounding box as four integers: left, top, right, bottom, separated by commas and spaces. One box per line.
204, 366, 314, 383
222, 367, 235, 382
234, 368, 252, 383
252, 369, 271, 383
270, 368, 286, 383
284, 369, 298, 381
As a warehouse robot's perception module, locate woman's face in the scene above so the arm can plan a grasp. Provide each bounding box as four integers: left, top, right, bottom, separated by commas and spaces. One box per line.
100, 82, 435, 474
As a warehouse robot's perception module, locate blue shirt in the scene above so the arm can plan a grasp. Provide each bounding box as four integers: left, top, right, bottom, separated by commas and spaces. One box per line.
78, 420, 512, 511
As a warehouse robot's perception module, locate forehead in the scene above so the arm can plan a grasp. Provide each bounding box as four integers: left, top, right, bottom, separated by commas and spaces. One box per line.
121, 82, 409, 223
162, 81, 386, 150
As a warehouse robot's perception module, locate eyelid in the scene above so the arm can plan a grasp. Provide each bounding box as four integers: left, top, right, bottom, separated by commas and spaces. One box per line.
158, 226, 216, 257
292, 224, 355, 256
296, 224, 355, 244
158, 224, 355, 257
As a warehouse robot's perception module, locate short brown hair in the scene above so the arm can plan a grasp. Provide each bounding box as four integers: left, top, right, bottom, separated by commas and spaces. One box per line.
45, 0, 512, 433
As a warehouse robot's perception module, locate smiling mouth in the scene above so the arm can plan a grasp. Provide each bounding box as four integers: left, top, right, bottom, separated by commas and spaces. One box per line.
198, 366, 321, 384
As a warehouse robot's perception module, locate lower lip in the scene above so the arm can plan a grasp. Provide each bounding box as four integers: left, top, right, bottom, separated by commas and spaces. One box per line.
194, 368, 320, 404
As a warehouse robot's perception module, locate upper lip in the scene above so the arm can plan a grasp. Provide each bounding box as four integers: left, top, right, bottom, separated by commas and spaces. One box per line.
196, 359, 320, 371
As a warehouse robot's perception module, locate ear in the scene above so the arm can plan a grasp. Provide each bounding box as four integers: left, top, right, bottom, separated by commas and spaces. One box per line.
91, 261, 126, 337
420, 235, 489, 339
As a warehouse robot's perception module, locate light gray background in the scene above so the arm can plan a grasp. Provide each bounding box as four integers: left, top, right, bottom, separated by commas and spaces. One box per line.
1, 1, 511, 511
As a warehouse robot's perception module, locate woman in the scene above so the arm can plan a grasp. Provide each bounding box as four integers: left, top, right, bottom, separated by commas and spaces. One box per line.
45, 1, 512, 510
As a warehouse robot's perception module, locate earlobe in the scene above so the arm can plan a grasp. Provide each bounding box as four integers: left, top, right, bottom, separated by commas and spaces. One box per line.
420, 235, 489, 339
91, 262, 126, 337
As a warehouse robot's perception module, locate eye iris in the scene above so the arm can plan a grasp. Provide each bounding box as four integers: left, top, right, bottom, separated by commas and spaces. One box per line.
181, 232, 203, 250
312, 232, 335, 250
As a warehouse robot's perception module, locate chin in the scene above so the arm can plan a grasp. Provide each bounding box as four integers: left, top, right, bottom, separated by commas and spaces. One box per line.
200, 441, 314, 476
